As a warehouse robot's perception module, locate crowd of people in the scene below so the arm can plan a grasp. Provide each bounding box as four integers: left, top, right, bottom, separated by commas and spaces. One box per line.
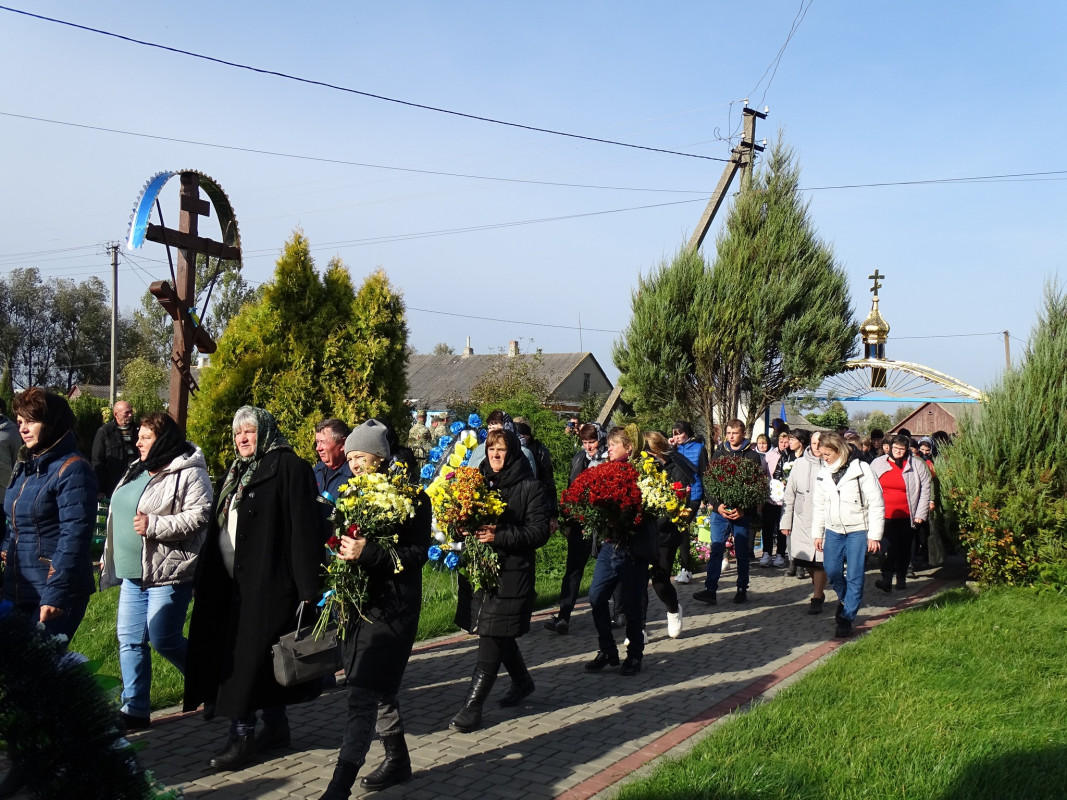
0, 388, 944, 799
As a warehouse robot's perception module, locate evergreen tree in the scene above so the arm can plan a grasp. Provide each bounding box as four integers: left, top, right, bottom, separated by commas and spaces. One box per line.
188, 232, 409, 474
703, 138, 856, 428
612, 247, 711, 433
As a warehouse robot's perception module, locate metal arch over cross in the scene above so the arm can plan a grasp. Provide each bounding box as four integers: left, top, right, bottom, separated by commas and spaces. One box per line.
869, 269, 885, 295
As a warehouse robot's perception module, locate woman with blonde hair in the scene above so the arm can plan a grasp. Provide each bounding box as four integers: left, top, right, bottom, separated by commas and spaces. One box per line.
811, 431, 884, 638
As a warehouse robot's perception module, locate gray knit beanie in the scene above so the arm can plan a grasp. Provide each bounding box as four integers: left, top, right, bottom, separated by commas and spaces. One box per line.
344, 419, 391, 459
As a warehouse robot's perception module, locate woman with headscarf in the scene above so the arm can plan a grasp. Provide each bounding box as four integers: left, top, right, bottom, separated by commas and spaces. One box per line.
0, 386, 97, 797
0, 388, 98, 799
449, 429, 551, 734
184, 407, 325, 772
100, 411, 212, 732
318, 421, 430, 799
1, 388, 97, 638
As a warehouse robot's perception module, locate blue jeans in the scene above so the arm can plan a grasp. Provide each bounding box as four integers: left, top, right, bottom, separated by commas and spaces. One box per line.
822, 529, 868, 622
117, 579, 193, 718
588, 542, 649, 659
703, 513, 751, 592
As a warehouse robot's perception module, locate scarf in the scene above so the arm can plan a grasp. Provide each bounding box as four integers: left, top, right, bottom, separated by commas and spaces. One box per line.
215, 406, 292, 528
27, 392, 76, 455
124, 414, 193, 481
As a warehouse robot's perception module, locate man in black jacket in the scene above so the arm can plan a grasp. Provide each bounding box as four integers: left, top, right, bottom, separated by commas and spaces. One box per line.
91, 400, 138, 498
693, 419, 763, 606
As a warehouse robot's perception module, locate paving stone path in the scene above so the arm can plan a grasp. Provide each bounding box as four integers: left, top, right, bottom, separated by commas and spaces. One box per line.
3, 560, 960, 799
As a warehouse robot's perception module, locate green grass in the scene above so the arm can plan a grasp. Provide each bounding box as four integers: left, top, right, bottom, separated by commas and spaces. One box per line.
615, 587, 1067, 800
72, 528, 595, 711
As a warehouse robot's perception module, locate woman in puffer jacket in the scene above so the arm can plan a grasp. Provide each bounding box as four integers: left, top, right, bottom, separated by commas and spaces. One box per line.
780, 430, 830, 614
869, 434, 931, 593
811, 431, 884, 639
101, 411, 212, 731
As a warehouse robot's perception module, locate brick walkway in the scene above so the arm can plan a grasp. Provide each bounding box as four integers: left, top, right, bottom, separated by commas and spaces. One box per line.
3, 561, 960, 799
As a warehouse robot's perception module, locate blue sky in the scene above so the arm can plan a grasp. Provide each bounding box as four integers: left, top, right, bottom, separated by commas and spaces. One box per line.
2, 1, 1064, 406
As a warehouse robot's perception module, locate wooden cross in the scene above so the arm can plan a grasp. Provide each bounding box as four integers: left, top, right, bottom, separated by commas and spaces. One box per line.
145, 172, 235, 429
869, 269, 885, 295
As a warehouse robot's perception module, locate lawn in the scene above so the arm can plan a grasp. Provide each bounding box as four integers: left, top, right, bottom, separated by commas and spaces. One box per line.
614, 586, 1067, 800
70, 528, 593, 711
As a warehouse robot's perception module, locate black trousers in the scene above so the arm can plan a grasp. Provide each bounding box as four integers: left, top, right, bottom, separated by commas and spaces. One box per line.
476, 635, 525, 678
882, 518, 914, 582
640, 540, 680, 621
761, 504, 786, 557
339, 689, 404, 766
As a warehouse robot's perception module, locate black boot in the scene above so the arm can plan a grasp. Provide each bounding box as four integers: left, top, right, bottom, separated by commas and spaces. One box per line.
0, 760, 25, 800
319, 758, 360, 800
256, 719, 291, 750
360, 733, 412, 791
449, 668, 497, 733
499, 648, 535, 707
209, 732, 256, 770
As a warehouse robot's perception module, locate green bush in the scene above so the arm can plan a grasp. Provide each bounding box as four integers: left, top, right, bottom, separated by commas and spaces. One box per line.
939, 282, 1067, 588
70, 394, 107, 456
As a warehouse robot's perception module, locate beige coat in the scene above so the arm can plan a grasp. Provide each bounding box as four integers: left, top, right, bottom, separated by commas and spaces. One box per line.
100, 446, 213, 589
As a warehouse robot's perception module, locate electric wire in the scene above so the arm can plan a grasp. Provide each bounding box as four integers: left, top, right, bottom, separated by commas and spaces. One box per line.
0, 5, 731, 163
0, 111, 715, 196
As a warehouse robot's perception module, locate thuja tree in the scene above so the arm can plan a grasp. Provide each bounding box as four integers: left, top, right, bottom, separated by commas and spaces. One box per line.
938, 281, 1067, 587
189, 231, 410, 475
702, 138, 856, 429
614, 137, 855, 435
612, 246, 712, 434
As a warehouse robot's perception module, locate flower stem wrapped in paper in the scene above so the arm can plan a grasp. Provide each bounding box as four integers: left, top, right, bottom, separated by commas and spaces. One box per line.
425, 466, 507, 593
559, 461, 644, 546
315, 470, 419, 638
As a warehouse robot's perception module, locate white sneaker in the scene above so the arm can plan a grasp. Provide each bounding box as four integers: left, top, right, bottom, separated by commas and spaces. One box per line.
675, 568, 692, 584
667, 606, 683, 638
759, 552, 773, 567
772, 554, 787, 568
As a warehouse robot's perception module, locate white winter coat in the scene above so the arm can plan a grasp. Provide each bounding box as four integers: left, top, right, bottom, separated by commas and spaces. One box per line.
811, 454, 885, 542
100, 445, 213, 589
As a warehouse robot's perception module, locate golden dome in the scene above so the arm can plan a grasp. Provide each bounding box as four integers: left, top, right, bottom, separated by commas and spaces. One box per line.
861, 296, 890, 344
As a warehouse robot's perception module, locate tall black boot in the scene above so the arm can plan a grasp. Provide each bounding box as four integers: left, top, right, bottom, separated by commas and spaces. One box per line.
499, 647, 535, 707
449, 668, 497, 733
359, 733, 412, 791
319, 758, 360, 800
208, 732, 256, 770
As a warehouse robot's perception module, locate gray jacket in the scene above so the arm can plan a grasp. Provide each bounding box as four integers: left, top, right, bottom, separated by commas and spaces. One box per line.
0, 415, 20, 503
869, 454, 932, 525
100, 445, 213, 589
779, 448, 822, 562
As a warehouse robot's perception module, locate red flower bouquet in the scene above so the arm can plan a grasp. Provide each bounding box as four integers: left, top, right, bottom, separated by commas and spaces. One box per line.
702, 455, 769, 514
560, 461, 643, 542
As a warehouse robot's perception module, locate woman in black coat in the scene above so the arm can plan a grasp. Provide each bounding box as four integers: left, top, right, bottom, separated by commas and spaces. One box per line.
183, 406, 324, 772
449, 429, 551, 733
319, 420, 430, 800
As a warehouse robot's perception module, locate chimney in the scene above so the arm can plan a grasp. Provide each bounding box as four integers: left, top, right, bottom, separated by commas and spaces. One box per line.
462, 337, 474, 358
508, 340, 519, 357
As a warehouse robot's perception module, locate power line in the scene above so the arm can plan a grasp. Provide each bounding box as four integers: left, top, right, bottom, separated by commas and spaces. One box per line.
0, 111, 712, 196
408, 307, 621, 335
803, 170, 1067, 190
751, 0, 813, 108
0, 5, 731, 163
893, 331, 1005, 340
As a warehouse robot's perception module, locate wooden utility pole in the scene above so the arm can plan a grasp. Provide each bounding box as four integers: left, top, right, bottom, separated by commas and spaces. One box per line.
108, 243, 119, 404
1003, 330, 1011, 371
687, 105, 767, 252
146, 171, 234, 429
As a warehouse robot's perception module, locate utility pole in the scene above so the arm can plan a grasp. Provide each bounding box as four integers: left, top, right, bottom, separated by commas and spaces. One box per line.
1003, 330, 1011, 371
686, 104, 767, 252
108, 242, 119, 405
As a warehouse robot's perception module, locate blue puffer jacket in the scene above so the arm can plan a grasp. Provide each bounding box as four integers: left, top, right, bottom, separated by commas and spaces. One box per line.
2, 430, 98, 611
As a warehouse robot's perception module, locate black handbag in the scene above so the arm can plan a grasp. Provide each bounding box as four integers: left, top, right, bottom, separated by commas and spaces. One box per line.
271, 603, 342, 687
627, 517, 661, 564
